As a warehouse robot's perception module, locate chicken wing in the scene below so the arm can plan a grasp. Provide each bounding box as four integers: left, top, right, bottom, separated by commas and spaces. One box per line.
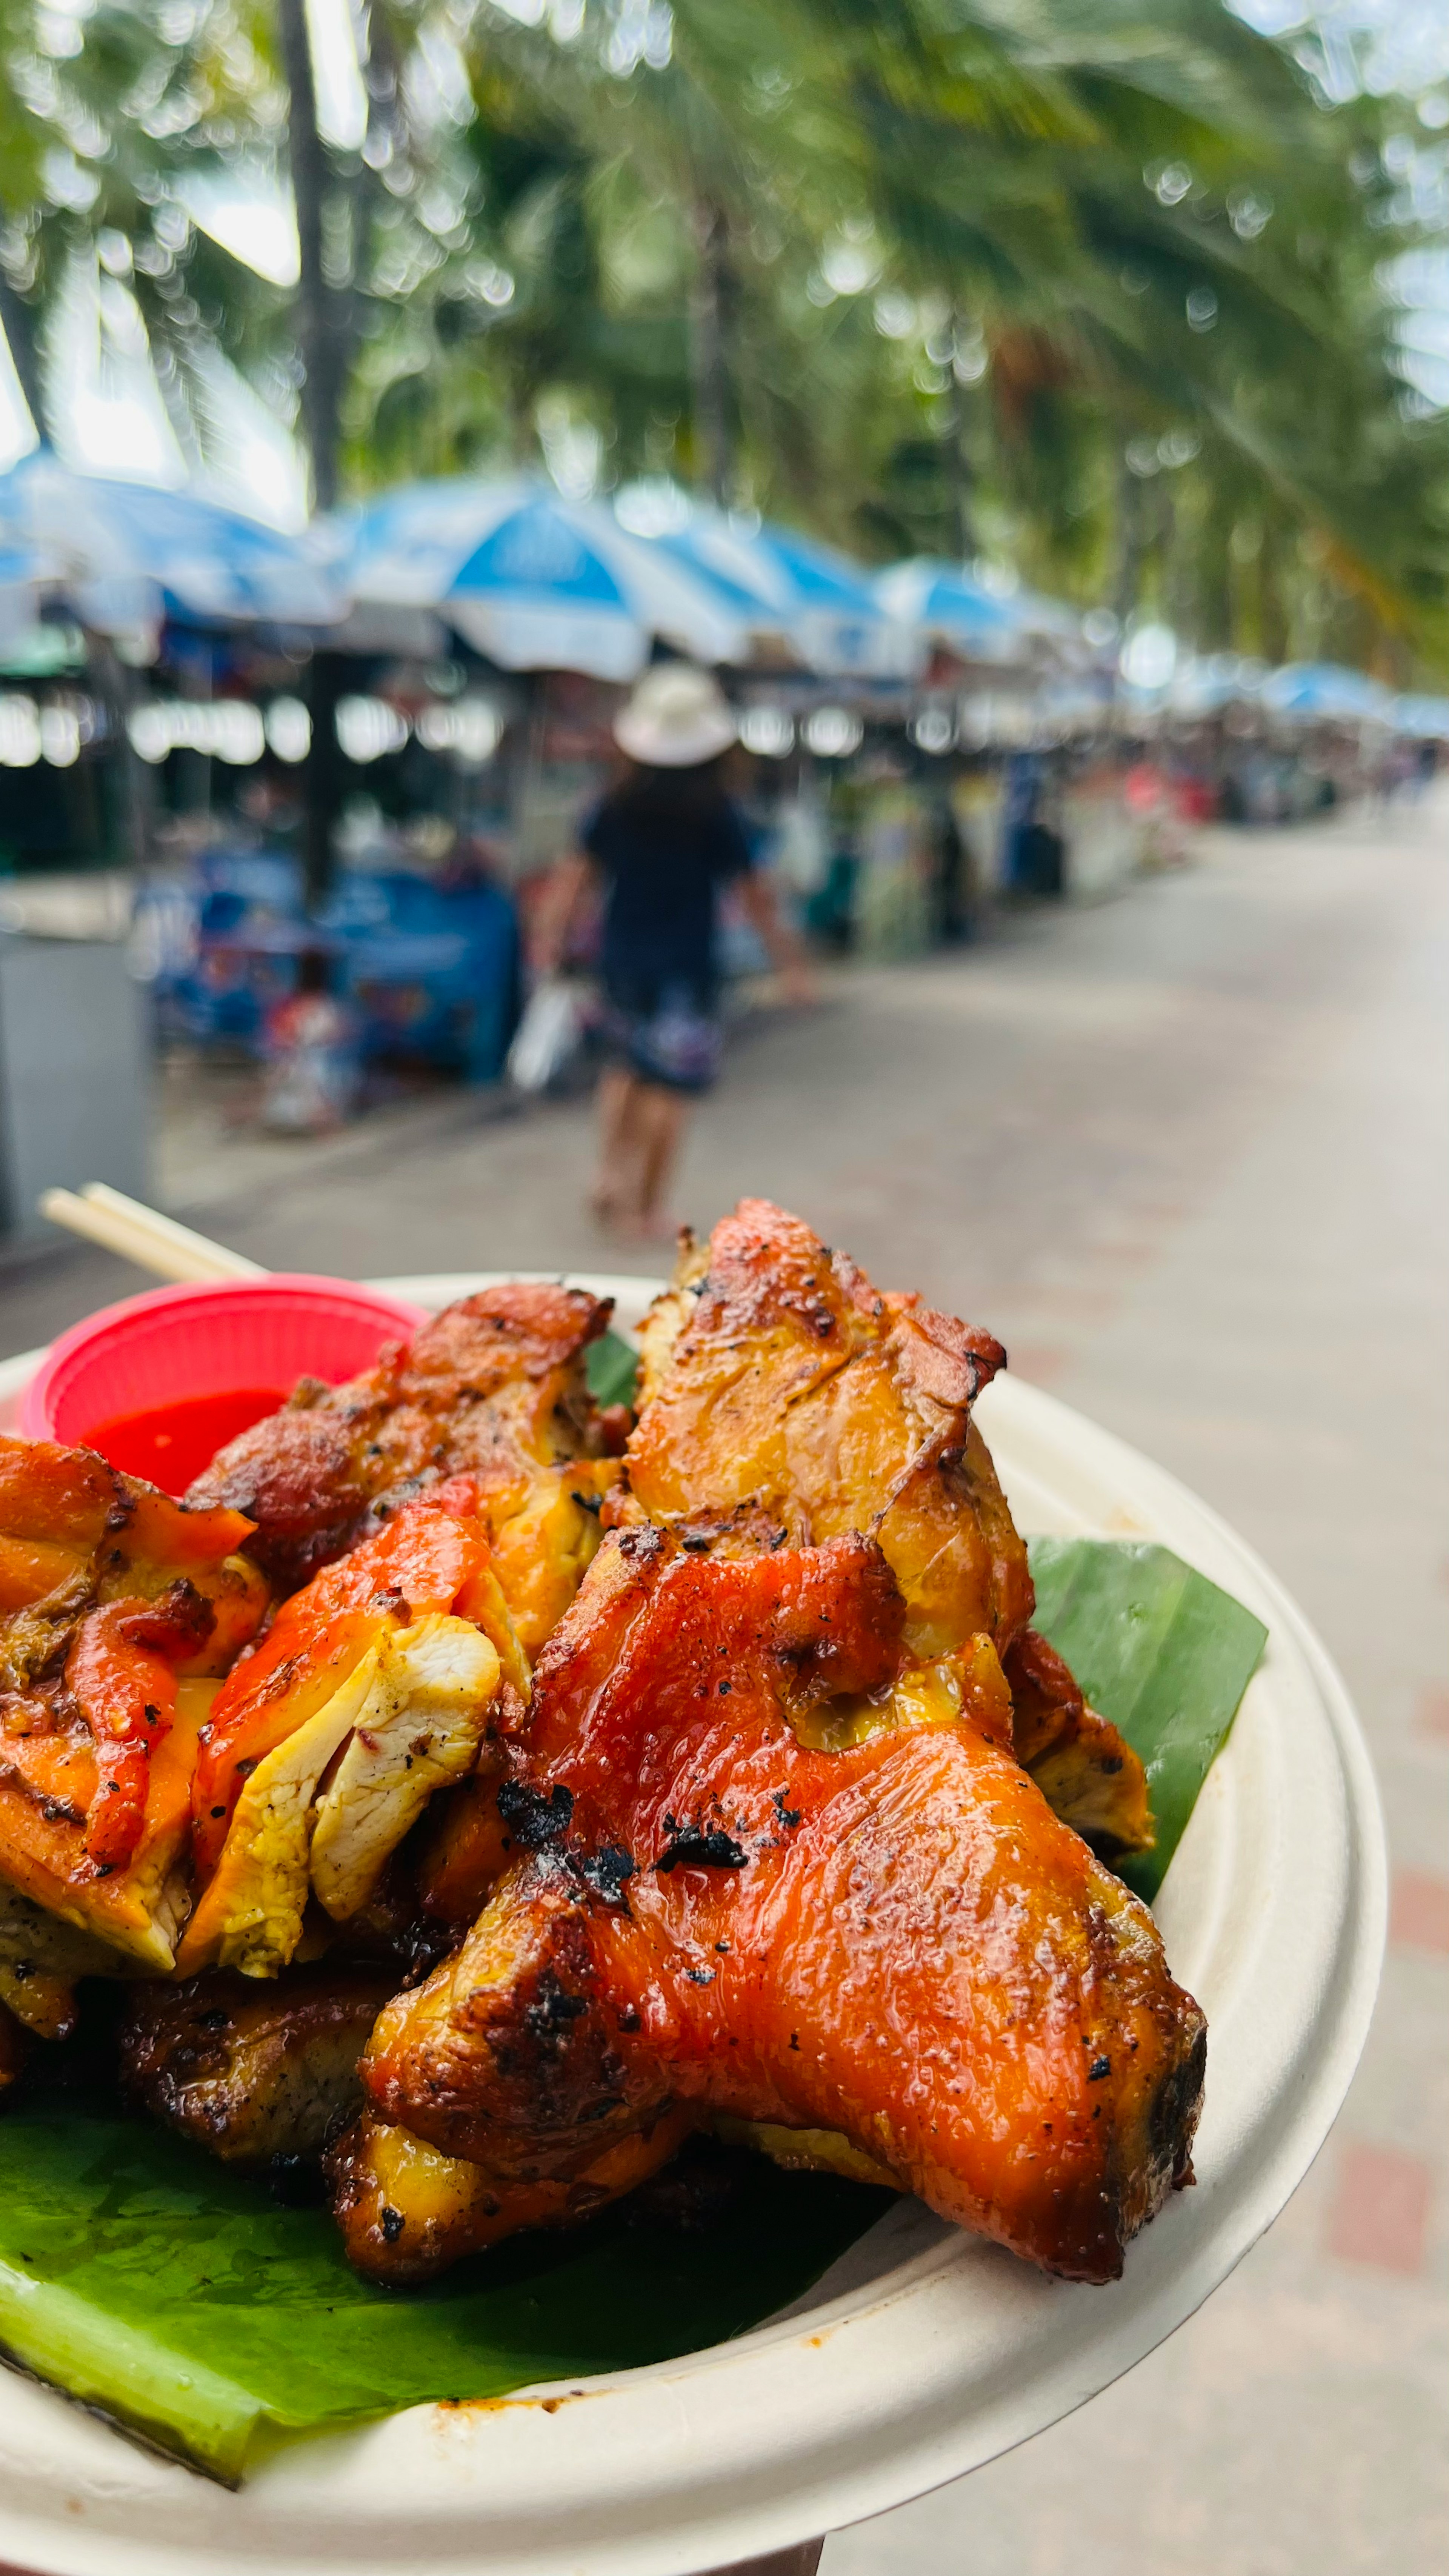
186, 1286, 621, 1649
625, 1200, 1028, 1658
623, 1201, 1149, 1852
360, 1528, 1205, 2285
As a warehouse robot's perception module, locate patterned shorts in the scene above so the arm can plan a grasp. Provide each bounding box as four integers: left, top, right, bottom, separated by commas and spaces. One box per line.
600, 970, 723, 1095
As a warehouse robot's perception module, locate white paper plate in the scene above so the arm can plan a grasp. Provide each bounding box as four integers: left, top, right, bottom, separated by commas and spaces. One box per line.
0, 1273, 1385, 2576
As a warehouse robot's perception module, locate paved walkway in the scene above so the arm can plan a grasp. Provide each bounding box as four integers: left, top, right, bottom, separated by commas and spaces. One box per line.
3, 802, 1445, 2570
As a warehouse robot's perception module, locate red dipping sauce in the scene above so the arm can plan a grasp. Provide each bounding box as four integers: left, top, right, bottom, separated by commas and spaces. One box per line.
86, 1388, 283, 1496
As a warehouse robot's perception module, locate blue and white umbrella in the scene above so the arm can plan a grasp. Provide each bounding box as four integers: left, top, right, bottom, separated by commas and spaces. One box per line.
0, 451, 347, 635
1260, 663, 1395, 724
1162, 652, 1267, 718
342, 477, 749, 680
629, 501, 919, 678
1391, 692, 1449, 741
873, 558, 1028, 666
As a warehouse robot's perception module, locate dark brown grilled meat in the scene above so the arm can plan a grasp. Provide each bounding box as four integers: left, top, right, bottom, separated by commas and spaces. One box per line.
119, 1963, 398, 2167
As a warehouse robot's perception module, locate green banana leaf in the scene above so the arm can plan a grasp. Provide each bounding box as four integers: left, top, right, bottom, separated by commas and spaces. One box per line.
0, 1539, 1263, 2479
1028, 1537, 1267, 1901
0, 2104, 889, 2482
585, 1329, 640, 1409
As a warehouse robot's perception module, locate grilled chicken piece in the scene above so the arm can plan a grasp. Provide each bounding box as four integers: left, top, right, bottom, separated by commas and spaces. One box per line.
361, 1528, 1206, 2285
187, 1286, 621, 1649
180, 1487, 521, 1979
624, 1201, 1148, 1849
120, 1963, 398, 2166
1005, 1627, 1153, 1857
625, 1201, 1029, 1661
0, 1998, 28, 2090
0, 1876, 143, 2038
0, 1437, 268, 1968
327, 2103, 697, 2283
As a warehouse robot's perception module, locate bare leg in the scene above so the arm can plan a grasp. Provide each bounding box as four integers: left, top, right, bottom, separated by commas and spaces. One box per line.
591, 1067, 643, 1224
633, 1081, 690, 1236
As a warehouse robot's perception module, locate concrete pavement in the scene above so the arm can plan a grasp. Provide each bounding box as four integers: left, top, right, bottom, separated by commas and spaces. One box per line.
2, 799, 1444, 2571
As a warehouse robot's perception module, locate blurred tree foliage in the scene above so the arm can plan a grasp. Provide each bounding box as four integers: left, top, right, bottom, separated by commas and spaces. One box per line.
0, 0, 1445, 672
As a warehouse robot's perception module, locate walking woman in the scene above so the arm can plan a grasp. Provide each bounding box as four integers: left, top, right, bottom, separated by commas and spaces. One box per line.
532, 664, 812, 1241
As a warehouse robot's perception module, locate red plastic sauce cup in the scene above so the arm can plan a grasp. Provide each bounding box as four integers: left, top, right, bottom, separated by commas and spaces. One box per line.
20, 1275, 428, 1495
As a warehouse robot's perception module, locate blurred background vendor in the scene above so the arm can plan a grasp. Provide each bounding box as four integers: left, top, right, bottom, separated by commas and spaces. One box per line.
533, 664, 812, 1243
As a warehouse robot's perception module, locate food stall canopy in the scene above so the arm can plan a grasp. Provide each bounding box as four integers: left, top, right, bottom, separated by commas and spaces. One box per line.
874, 558, 1029, 667
1390, 692, 1449, 741
1161, 652, 1268, 718
340, 476, 749, 680
1259, 663, 1396, 723
628, 501, 920, 679
0, 451, 348, 645
0, 543, 45, 649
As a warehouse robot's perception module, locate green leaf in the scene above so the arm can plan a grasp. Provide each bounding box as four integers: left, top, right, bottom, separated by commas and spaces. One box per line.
0, 2103, 888, 2482
1027, 1536, 1267, 1902
585, 1329, 640, 1410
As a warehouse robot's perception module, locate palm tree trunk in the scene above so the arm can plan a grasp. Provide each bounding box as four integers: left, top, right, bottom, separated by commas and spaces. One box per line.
277, 0, 344, 513
689, 201, 732, 506
0, 272, 46, 440
1112, 455, 1146, 628
277, 0, 353, 904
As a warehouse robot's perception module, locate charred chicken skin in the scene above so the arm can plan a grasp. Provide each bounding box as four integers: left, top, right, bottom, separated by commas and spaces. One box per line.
186, 1286, 621, 1649
0, 1436, 268, 1978
360, 1524, 1205, 2285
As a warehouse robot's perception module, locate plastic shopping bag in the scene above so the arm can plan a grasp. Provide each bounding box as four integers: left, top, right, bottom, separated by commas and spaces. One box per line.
506, 975, 585, 1093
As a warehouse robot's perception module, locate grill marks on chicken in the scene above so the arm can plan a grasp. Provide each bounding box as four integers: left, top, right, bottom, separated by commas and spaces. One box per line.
361, 1528, 1206, 2285
0, 1436, 268, 1971
186, 1286, 621, 1649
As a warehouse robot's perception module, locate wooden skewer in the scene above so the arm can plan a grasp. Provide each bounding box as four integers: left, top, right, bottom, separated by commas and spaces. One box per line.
37, 1184, 268, 1286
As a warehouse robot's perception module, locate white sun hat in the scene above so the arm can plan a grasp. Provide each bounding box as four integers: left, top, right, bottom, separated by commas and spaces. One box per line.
613, 661, 738, 767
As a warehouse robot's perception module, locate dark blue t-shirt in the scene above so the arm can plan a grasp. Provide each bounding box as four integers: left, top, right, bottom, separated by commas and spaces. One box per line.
581, 788, 753, 989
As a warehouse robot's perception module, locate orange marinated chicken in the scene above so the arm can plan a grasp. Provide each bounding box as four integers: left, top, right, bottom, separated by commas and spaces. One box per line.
180, 1483, 524, 1979
188, 1285, 621, 1650
621, 1199, 1149, 1852
360, 1526, 1205, 2285
0, 1434, 268, 1977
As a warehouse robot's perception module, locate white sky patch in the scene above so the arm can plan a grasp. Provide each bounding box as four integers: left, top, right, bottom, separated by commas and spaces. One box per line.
1230, 5, 1449, 408
1229, 3, 1449, 94
406, 22, 475, 132
177, 171, 301, 287
307, 0, 368, 151
45, 254, 187, 485
189, 344, 311, 531
0, 324, 40, 473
